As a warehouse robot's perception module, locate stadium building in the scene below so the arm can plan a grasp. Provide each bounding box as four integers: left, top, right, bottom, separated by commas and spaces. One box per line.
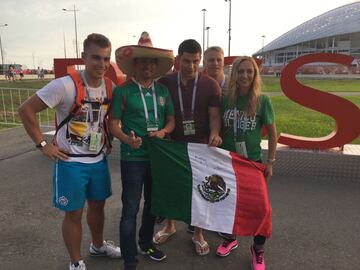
253, 1, 360, 75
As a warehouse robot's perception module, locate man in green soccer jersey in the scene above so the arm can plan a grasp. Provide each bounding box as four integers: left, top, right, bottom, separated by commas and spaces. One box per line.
109, 32, 175, 270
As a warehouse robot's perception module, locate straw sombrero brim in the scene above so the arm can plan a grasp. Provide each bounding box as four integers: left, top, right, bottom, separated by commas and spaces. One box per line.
115, 45, 174, 78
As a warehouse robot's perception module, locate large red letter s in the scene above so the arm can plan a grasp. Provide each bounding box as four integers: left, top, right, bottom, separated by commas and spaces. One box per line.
279, 53, 360, 149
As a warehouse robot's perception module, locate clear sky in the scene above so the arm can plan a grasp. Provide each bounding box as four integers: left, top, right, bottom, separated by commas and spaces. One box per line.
0, 0, 355, 69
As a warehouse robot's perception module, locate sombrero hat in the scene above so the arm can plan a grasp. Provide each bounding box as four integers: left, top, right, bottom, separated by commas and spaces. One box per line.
115, 32, 174, 78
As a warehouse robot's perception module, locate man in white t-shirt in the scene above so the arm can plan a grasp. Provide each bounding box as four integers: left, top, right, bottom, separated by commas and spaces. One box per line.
19, 33, 121, 270
203, 46, 229, 96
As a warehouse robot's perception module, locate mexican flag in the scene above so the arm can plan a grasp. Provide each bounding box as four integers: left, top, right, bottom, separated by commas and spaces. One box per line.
148, 139, 272, 237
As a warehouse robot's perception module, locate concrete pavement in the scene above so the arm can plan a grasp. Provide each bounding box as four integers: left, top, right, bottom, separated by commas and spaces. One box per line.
0, 127, 359, 270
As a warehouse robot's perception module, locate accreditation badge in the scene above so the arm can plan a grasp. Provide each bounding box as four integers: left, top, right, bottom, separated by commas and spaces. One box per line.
89, 131, 102, 152
235, 141, 248, 158
147, 122, 159, 132
183, 120, 196, 136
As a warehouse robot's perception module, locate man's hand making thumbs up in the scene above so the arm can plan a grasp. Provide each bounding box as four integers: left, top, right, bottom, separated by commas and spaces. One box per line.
109, 120, 143, 150
126, 130, 142, 149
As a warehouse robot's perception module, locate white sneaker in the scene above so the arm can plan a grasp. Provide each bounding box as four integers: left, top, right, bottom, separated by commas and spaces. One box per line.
89, 240, 121, 258
69, 260, 86, 270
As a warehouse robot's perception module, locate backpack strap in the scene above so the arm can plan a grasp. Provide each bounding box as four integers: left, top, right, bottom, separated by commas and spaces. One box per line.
54, 70, 86, 137
102, 76, 114, 149
54, 72, 114, 156
69, 69, 86, 107
104, 77, 113, 101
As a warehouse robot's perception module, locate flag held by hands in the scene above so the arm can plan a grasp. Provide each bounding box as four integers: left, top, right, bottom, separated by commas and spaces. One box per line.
148, 138, 272, 237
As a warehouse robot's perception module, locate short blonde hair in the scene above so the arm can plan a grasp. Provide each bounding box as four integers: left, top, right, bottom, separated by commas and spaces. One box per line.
204, 46, 224, 58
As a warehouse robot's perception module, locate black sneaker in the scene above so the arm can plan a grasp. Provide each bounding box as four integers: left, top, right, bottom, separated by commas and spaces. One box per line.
139, 244, 166, 261
187, 225, 195, 233
155, 216, 165, 224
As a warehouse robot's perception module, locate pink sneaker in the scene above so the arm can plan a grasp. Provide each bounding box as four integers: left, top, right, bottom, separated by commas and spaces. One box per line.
250, 245, 265, 270
216, 239, 238, 257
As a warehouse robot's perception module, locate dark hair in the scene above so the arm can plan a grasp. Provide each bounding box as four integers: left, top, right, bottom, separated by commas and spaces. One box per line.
83, 33, 111, 52
178, 39, 202, 56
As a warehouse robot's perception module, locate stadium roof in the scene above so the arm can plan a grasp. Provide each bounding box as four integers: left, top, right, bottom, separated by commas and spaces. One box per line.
254, 1, 360, 54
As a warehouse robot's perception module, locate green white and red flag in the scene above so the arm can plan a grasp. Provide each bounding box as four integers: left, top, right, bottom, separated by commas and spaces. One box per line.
148, 139, 272, 237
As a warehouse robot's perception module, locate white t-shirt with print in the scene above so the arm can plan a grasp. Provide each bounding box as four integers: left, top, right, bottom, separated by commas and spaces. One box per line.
37, 73, 111, 163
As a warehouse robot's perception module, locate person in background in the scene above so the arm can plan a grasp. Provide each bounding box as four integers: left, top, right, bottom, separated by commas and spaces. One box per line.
203, 46, 229, 96
19, 67, 24, 80
37, 66, 41, 80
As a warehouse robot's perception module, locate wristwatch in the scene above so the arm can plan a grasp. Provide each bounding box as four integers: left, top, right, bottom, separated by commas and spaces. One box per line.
36, 140, 47, 149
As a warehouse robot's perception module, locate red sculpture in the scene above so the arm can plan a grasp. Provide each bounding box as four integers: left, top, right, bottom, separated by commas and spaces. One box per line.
279, 53, 360, 149
53, 58, 125, 85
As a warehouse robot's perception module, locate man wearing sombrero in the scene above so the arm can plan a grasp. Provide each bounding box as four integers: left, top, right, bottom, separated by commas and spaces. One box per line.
109, 32, 175, 270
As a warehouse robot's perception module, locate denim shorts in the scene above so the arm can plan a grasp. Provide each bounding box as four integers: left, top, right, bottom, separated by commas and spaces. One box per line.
52, 158, 112, 211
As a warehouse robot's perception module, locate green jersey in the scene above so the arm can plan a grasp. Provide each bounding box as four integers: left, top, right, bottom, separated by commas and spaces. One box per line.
111, 80, 174, 161
221, 94, 275, 161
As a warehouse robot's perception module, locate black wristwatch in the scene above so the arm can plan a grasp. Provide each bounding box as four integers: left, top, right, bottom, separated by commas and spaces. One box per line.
36, 140, 47, 149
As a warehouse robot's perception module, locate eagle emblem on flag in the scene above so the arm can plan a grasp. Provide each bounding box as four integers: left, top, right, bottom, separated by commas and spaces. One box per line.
198, 174, 230, 203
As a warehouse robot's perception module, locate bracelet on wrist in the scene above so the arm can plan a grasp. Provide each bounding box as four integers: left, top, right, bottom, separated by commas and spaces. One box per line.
267, 158, 276, 164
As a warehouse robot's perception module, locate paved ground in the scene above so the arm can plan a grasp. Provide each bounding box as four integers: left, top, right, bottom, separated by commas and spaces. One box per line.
1, 127, 360, 270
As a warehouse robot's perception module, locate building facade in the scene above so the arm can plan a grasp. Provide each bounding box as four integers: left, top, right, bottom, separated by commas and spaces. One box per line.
253, 2, 360, 75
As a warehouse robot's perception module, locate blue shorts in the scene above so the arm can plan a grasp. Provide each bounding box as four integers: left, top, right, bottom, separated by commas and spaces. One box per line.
52, 158, 112, 211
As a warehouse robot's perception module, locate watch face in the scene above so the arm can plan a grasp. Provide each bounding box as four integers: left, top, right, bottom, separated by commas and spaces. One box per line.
40, 140, 47, 147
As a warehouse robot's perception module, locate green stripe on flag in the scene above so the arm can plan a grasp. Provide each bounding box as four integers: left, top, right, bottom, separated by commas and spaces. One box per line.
148, 138, 192, 224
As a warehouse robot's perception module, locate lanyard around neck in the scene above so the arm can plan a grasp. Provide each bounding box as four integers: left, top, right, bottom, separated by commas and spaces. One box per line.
81, 71, 106, 99
220, 77, 225, 89
177, 72, 198, 118
233, 98, 247, 141
81, 71, 105, 124
133, 78, 158, 124
233, 107, 238, 140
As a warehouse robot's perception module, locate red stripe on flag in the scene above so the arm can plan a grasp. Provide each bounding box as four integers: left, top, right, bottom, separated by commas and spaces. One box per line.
229, 153, 272, 238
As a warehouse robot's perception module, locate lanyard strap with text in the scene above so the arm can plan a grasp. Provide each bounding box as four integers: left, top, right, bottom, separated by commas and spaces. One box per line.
177, 72, 198, 119
81, 71, 105, 125
220, 77, 225, 89
233, 107, 246, 141
133, 78, 158, 124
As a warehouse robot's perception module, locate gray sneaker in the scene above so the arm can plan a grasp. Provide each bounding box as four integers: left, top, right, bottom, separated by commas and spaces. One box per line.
89, 240, 121, 258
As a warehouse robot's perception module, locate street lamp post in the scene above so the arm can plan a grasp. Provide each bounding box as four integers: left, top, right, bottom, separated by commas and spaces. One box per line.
201, 9, 207, 52
63, 32, 67, 58
32, 52, 35, 70
206, 27, 210, 49
0, 23, 8, 68
225, 0, 232, 56
261, 35, 266, 63
63, 5, 80, 59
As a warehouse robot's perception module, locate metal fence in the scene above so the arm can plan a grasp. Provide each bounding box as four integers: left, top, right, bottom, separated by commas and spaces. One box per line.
0, 87, 54, 129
